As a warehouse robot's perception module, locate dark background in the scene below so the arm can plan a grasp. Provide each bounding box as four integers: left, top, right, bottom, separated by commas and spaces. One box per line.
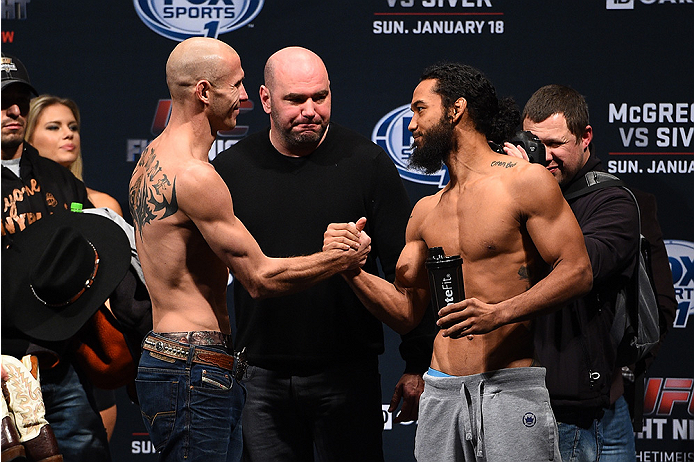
3, 0, 693, 459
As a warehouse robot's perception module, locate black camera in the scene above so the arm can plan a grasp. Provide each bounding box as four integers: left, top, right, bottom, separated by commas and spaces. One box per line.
510, 131, 547, 167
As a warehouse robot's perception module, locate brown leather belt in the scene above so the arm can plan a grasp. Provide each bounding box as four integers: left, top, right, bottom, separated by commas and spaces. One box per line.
143, 332, 236, 371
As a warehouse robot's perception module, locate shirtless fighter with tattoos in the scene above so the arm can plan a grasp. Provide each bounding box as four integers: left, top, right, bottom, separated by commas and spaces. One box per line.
325, 63, 592, 461
128, 38, 370, 462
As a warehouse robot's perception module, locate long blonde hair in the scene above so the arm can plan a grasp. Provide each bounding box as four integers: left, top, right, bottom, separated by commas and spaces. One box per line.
25, 95, 84, 181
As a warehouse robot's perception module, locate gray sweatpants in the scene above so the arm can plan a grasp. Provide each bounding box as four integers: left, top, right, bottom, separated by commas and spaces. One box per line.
415, 367, 562, 462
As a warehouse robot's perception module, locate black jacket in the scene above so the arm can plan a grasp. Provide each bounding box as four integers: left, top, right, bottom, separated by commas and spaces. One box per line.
2, 142, 91, 359
2, 142, 91, 236
534, 153, 639, 426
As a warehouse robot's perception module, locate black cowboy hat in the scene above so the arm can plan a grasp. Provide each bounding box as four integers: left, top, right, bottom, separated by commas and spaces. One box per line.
2, 212, 131, 342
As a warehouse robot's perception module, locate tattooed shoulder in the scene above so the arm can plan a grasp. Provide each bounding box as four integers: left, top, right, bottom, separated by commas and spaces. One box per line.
129, 147, 179, 237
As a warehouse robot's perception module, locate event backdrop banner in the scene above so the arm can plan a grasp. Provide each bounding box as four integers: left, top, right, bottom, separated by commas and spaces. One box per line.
3, 0, 692, 460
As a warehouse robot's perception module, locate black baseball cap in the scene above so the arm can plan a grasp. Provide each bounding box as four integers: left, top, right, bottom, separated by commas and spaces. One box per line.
1, 53, 38, 96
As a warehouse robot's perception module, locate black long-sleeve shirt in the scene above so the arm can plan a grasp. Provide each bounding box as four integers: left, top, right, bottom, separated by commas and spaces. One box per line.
213, 123, 433, 372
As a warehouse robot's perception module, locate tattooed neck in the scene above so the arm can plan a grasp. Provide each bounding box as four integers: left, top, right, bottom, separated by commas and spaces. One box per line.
490, 160, 517, 169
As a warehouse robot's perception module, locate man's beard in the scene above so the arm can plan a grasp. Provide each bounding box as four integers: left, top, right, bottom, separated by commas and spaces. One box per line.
1, 133, 24, 152
409, 116, 455, 174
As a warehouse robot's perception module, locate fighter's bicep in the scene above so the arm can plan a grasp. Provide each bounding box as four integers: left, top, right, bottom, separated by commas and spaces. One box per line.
530, 202, 585, 269
520, 170, 584, 267
394, 240, 427, 286
176, 165, 263, 264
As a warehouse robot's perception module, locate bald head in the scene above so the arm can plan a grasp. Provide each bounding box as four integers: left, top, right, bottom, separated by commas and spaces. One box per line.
263, 47, 328, 91
259, 47, 331, 157
166, 37, 241, 101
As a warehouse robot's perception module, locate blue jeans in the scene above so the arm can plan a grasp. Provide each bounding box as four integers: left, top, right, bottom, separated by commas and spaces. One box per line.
558, 415, 604, 462
558, 397, 636, 462
601, 396, 636, 462
40, 361, 111, 462
136, 332, 246, 461
241, 359, 384, 462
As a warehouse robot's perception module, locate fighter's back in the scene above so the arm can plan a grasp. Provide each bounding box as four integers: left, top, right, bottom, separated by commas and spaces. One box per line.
129, 138, 231, 334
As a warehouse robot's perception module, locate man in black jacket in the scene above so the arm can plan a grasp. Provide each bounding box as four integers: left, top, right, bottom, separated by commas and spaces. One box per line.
505, 84, 642, 461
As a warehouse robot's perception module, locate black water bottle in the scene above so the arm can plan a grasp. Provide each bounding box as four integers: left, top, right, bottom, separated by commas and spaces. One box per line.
424, 247, 464, 312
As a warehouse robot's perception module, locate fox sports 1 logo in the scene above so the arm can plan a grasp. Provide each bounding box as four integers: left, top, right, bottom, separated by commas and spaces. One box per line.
134, 0, 264, 41
666, 240, 694, 329
372, 104, 450, 188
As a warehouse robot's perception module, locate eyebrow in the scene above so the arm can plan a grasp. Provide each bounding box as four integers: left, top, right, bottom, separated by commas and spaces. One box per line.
44, 119, 77, 125
232, 76, 244, 88
542, 137, 570, 145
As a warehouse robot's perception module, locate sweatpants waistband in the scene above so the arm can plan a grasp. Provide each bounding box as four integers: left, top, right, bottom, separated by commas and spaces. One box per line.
423, 366, 547, 394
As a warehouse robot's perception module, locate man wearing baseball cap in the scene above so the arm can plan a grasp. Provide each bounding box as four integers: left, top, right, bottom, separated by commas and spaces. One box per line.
1, 53, 92, 234
1, 54, 37, 157
2, 54, 114, 461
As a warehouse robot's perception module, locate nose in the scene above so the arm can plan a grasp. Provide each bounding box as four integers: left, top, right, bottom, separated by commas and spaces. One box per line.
238, 83, 248, 102
408, 115, 417, 133
301, 100, 316, 120
544, 147, 552, 164
6, 104, 22, 118
543, 145, 555, 164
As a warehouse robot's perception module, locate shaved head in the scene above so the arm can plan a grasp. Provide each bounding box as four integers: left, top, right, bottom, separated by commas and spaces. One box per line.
166, 37, 241, 101
263, 46, 328, 91
259, 47, 331, 156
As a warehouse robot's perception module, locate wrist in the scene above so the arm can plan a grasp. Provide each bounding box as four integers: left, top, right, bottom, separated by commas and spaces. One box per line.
341, 267, 361, 278
496, 299, 514, 326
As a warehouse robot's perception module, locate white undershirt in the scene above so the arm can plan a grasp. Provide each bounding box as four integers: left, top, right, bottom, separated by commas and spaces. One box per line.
1, 157, 21, 177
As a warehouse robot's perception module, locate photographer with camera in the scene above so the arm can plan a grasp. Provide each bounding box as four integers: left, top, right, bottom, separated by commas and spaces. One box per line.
508, 130, 547, 166
504, 84, 646, 462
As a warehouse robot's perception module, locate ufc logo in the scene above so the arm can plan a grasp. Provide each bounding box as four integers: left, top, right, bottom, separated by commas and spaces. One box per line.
643, 378, 694, 416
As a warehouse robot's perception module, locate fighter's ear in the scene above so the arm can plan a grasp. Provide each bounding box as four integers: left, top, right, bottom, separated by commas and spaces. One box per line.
195, 80, 212, 105
451, 97, 466, 122
259, 85, 272, 115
